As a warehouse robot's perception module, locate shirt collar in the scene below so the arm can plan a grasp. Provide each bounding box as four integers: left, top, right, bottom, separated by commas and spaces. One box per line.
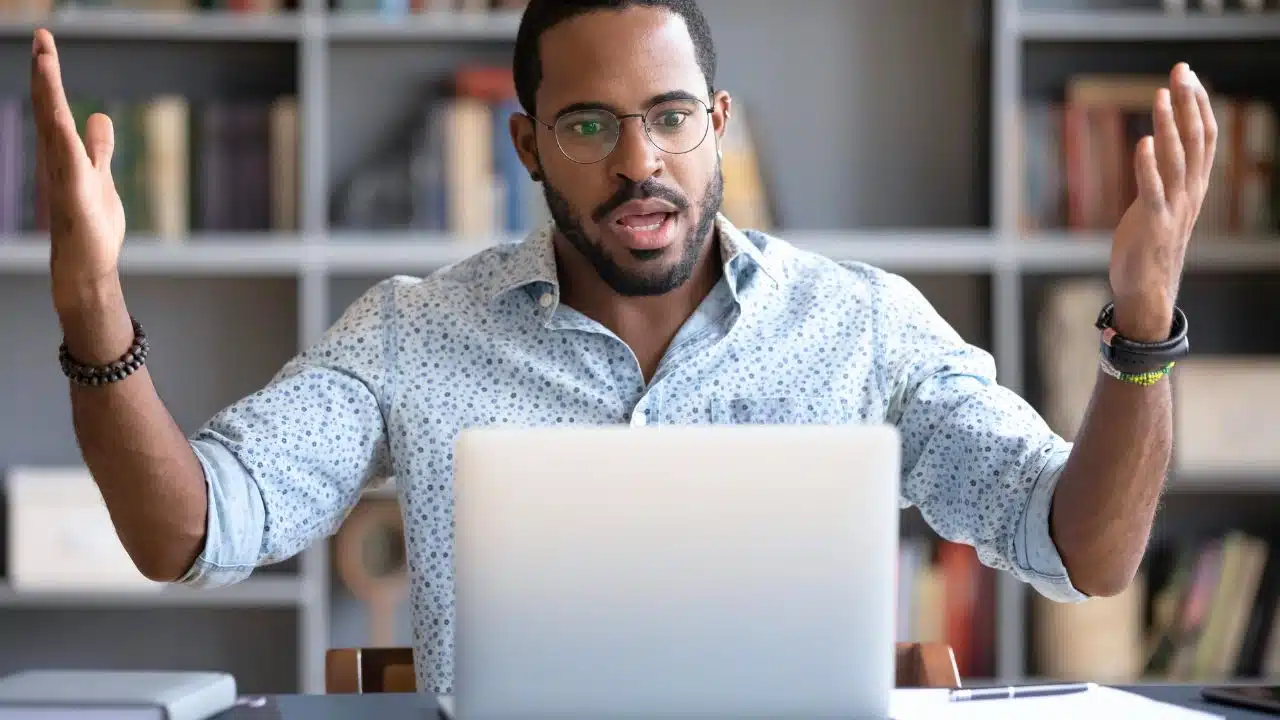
714, 212, 783, 297
484, 213, 783, 305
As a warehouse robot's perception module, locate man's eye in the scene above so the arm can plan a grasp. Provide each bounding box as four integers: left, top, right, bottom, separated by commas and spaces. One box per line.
656, 112, 687, 127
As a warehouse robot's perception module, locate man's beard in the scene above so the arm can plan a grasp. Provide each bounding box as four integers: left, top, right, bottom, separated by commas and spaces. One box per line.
542, 165, 724, 297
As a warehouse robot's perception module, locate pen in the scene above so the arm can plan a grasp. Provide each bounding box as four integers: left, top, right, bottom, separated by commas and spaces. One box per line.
948, 682, 1096, 702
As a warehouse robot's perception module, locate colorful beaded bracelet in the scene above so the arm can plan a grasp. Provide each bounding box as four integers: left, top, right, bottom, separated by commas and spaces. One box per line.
1100, 356, 1174, 387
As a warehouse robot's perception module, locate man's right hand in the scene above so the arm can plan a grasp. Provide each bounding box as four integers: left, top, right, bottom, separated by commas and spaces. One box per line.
31, 28, 126, 312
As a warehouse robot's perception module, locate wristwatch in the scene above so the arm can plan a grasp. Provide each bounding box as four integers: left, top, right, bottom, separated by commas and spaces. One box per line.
1095, 302, 1190, 374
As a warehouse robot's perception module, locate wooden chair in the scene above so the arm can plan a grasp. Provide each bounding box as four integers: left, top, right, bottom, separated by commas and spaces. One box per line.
325, 642, 960, 694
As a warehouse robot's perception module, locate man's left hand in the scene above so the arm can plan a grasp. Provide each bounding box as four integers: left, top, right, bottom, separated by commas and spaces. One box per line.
1108, 62, 1217, 343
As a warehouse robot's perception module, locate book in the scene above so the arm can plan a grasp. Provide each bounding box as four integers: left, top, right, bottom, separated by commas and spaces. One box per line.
0, 670, 236, 720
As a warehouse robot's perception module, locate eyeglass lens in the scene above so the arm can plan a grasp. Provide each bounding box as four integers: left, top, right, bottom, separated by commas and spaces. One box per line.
553, 98, 710, 164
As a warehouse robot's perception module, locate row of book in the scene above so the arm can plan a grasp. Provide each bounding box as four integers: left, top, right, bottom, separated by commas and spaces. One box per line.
899, 524, 1280, 684
896, 537, 996, 681
1017, 74, 1278, 238
330, 63, 775, 238
1029, 531, 1279, 683
3, 77, 771, 241
0, 94, 298, 239
1144, 532, 1279, 681
331, 65, 545, 237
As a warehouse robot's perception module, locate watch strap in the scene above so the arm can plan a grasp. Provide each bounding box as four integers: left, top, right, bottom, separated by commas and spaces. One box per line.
1095, 302, 1189, 374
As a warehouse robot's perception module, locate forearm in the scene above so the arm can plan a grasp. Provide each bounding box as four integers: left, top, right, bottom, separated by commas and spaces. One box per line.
1050, 306, 1175, 597
55, 276, 209, 582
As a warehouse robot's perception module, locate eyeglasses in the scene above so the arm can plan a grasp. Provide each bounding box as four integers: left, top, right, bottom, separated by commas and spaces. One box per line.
531, 96, 714, 165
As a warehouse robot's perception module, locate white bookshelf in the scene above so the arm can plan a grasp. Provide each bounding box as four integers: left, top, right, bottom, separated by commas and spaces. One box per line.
0, 0, 1277, 696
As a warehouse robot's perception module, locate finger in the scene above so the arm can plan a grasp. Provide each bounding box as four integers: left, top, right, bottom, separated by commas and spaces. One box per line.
1152, 86, 1185, 199
84, 112, 114, 172
1134, 135, 1164, 207
29, 33, 52, 187
31, 30, 84, 167
1171, 63, 1204, 190
1193, 77, 1218, 189
30, 42, 57, 224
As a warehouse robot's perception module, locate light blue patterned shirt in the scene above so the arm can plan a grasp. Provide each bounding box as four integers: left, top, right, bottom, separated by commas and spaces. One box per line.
179, 214, 1085, 693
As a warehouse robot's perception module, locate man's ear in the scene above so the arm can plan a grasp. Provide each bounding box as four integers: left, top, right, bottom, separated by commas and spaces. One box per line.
509, 111, 542, 181
711, 89, 732, 148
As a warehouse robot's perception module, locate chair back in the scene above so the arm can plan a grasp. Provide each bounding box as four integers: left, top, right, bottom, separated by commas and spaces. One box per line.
325, 641, 960, 694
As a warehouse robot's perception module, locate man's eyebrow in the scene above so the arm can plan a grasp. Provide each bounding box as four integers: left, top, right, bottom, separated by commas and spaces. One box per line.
550, 90, 703, 118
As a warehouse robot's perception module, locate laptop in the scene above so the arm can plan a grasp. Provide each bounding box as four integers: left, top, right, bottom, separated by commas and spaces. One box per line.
439, 423, 901, 720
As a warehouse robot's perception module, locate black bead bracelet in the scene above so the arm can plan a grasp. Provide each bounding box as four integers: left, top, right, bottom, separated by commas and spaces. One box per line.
58, 316, 150, 387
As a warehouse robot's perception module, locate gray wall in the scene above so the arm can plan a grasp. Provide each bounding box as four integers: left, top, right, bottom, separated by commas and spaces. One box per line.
698, 0, 988, 229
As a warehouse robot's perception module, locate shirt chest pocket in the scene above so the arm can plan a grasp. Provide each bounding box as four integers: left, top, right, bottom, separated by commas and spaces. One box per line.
710, 396, 854, 425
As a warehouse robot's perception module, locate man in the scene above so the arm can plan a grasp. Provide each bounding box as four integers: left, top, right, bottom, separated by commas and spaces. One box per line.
31, 0, 1213, 695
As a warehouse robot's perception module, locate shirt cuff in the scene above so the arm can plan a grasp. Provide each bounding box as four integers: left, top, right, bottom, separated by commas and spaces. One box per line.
174, 436, 266, 588
1014, 444, 1089, 604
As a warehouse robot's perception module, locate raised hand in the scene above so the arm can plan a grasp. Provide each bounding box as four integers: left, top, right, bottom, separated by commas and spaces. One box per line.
30, 28, 126, 309
1108, 62, 1217, 342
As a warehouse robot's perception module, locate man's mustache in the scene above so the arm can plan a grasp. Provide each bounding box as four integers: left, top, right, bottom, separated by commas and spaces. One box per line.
591, 178, 690, 224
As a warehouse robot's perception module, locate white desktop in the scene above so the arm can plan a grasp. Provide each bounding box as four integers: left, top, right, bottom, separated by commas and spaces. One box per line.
440, 423, 902, 720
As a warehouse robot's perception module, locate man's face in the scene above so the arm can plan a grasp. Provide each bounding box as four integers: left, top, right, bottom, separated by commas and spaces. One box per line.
517, 6, 730, 297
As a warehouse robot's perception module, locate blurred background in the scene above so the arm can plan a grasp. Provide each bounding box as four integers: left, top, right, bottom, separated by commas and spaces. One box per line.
0, 0, 1278, 698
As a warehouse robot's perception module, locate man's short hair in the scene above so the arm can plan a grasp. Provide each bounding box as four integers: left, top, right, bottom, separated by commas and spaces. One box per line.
512, 0, 718, 117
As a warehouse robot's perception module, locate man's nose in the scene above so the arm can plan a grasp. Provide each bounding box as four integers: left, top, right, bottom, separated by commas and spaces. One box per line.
605, 116, 664, 185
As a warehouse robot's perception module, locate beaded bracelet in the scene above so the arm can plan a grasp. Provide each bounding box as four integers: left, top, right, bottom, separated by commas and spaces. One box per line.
1099, 356, 1174, 387
58, 316, 150, 387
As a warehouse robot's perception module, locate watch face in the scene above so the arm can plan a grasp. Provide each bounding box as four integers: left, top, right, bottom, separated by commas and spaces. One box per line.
1094, 302, 1115, 331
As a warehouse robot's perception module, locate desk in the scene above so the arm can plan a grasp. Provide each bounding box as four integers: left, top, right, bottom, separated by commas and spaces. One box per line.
220, 685, 1275, 719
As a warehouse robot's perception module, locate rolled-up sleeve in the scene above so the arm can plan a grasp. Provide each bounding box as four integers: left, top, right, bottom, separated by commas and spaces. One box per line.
176, 436, 267, 587
175, 278, 400, 588
874, 270, 1088, 604
1016, 445, 1087, 602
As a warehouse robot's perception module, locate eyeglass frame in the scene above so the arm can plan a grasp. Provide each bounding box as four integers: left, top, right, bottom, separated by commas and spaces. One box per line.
524, 91, 717, 165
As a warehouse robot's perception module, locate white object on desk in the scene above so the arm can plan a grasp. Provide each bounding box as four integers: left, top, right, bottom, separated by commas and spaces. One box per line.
890, 685, 1224, 719
4, 466, 161, 592
0, 669, 236, 720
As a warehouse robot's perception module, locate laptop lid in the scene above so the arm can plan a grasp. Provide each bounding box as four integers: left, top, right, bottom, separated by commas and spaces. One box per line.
447, 424, 901, 719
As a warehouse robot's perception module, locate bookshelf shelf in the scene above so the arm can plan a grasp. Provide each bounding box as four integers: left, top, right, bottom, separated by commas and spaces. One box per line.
321, 230, 1004, 273
1168, 476, 1280, 494
1017, 235, 1280, 272
0, 9, 305, 40
12, 231, 1280, 276
0, 230, 1010, 276
793, 231, 1003, 272
0, 235, 311, 274
1015, 9, 1280, 41
0, 575, 306, 608
324, 10, 521, 41
321, 235, 505, 271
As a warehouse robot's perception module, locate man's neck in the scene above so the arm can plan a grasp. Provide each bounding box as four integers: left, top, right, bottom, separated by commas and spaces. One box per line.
555, 230, 723, 383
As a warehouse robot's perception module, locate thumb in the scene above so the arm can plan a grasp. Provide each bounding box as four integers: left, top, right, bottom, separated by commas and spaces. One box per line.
84, 112, 114, 172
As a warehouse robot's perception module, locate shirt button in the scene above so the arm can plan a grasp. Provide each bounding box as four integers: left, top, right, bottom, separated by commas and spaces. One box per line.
539, 293, 554, 308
